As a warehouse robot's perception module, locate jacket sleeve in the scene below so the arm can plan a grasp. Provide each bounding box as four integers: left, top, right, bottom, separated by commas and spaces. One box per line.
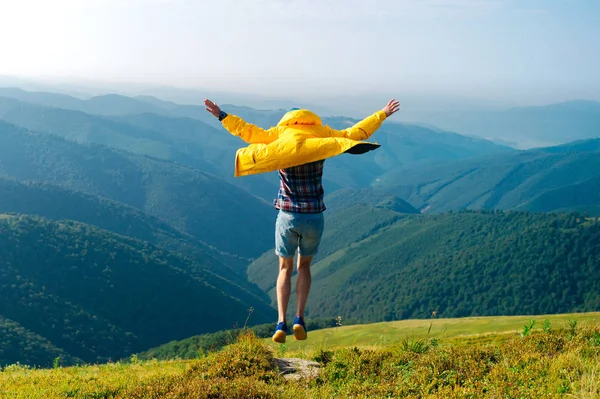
326, 110, 387, 141
221, 115, 279, 144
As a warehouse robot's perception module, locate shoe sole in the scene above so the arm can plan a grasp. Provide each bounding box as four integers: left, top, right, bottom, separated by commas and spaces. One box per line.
272, 330, 286, 344
293, 324, 307, 340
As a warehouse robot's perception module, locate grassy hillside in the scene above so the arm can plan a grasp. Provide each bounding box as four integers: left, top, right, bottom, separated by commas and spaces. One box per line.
375, 139, 600, 214
1, 314, 599, 398
136, 311, 600, 360
0, 121, 274, 258
250, 206, 600, 322
135, 318, 353, 361
0, 214, 275, 366
264, 312, 600, 351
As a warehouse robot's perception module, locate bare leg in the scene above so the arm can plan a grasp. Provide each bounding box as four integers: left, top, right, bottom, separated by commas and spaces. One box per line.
276, 256, 294, 323
295, 254, 313, 319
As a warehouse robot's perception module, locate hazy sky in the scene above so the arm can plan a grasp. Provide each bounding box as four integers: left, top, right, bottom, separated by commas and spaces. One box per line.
0, 0, 599, 104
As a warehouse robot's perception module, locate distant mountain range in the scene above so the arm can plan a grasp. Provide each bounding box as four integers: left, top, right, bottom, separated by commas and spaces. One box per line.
0, 87, 514, 200
374, 139, 600, 215
421, 100, 600, 149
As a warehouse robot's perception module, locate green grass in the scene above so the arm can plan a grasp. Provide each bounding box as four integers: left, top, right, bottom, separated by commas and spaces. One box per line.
1, 313, 600, 398
264, 312, 600, 353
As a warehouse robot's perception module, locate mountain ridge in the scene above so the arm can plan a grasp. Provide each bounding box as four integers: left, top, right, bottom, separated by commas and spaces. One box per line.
374, 139, 600, 214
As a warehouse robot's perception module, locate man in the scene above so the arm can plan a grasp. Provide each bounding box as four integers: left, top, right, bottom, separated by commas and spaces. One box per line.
205, 98, 400, 343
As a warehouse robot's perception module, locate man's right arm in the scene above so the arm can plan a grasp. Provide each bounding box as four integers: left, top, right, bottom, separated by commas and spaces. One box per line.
204, 99, 279, 144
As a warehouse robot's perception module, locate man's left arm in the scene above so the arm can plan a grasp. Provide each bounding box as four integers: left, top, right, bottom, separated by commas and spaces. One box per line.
326, 99, 400, 141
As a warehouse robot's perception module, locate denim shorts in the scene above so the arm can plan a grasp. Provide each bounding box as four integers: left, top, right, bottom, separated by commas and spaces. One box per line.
275, 210, 325, 258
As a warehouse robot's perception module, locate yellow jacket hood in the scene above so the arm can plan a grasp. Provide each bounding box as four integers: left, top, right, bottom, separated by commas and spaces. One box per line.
277, 109, 323, 127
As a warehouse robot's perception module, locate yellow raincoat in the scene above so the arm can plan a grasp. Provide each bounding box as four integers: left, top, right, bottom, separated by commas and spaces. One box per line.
222, 109, 388, 177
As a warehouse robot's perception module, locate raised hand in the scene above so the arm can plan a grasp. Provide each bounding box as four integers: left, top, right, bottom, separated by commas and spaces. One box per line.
204, 99, 221, 118
382, 99, 400, 117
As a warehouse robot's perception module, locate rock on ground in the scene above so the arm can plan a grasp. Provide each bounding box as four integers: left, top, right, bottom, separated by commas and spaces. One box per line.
274, 358, 321, 381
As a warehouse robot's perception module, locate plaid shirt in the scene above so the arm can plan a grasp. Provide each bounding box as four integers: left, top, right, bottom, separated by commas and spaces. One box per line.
273, 160, 326, 213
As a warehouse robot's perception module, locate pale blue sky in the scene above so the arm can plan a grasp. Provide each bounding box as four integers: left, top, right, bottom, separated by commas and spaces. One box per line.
0, 0, 598, 104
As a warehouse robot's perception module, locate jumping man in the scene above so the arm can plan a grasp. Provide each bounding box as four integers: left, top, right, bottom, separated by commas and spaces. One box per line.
205, 98, 400, 343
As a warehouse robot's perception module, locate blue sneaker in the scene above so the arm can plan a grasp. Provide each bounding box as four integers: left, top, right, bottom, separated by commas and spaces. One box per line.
272, 321, 288, 343
293, 316, 307, 340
